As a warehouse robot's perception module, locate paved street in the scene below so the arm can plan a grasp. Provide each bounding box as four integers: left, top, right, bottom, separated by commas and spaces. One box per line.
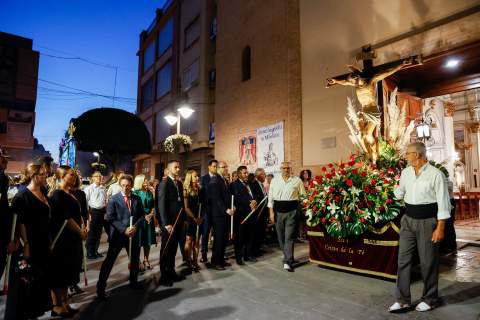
1, 231, 479, 320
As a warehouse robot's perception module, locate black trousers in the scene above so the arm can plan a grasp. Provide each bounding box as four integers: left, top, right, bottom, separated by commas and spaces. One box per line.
234, 215, 255, 260
87, 208, 106, 255
253, 208, 268, 254
160, 226, 181, 276
200, 211, 211, 256
96, 234, 140, 293
211, 214, 228, 266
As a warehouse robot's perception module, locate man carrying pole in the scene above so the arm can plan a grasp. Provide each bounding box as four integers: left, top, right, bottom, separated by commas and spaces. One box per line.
157, 160, 185, 287
249, 168, 269, 256
208, 161, 235, 270
96, 174, 144, 300
231, 166, 257, 265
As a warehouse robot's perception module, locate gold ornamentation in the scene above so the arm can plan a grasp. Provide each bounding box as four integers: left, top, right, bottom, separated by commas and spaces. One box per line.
444, 102, 455, 117
309, 259, 398, 279
67, 122, 76, 138
363, 239, 399, 246
367, 221, 400, 235
307, 231, 324, 237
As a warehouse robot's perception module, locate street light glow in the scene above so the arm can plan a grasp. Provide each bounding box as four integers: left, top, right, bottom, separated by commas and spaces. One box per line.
178, 105, 194, 119
164, 114, 178, 126
93, 152, 99, 157
445, 59, 460, 68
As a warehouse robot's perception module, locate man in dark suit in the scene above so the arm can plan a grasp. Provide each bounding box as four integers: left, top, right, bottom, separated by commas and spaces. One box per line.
249, 168, 269, 256
199, 159, 218, 263
208, 161, 235, 270
231, 166, 257, 265
157, 160, 185, 286
97, 174, 144, 300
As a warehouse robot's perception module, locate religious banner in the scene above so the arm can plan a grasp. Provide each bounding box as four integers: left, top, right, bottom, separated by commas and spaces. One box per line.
59, 137, 76, 167
307, 216, 401, 279
239, 135, 256, 166
256, 121, 284, 175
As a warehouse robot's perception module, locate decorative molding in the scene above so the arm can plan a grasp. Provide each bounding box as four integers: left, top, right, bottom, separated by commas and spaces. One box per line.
469, 122, 480, 133
444, 102, 456, 117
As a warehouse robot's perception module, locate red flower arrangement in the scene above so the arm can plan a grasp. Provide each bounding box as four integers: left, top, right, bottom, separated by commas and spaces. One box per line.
304, 156, 401, 238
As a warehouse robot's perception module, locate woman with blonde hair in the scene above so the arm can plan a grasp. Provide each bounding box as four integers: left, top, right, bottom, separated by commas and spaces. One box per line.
48, 166, 87, 317
183, 169, 202, 271
133, 174, 156, 270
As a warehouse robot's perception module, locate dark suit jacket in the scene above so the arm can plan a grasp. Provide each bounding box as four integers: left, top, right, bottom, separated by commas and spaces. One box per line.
231, 180, 254, 218
156, 177, 184, 228
208, 174, 230, 217
199, 174, 212, 216
250, 179, 267, 204
250, 179, 269, 220
106, 192, 144, 242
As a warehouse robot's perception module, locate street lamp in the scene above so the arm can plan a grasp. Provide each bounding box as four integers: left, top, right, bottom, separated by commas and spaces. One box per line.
92, 151, 100, 163
164, 105, 195, 134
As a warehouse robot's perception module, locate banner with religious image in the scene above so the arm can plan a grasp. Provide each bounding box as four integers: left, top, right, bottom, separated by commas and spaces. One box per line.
239, 135, 256, 166
256, 121, 284, 175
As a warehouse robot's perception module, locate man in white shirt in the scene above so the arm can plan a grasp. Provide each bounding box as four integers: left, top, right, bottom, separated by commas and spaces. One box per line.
389, 142, 450, 313
84, 171, 107, 259
268, 161, 305, 272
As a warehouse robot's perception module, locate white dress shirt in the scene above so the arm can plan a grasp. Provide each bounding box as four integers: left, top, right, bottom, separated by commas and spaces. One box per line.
267, 175, 306, 208
107, 182, 122, 202
84, 183, 107, 210
394, 163, 451, 220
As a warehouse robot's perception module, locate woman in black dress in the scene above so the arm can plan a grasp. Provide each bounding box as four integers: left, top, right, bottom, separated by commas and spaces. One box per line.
183, 170, 202, 272
69, 172, 88, 295
48, 166, 87, 317
7, 163, 52, 319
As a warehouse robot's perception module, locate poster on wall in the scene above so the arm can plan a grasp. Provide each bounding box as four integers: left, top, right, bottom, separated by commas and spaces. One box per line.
256, 121, 284, 175
239, 135, 256, 166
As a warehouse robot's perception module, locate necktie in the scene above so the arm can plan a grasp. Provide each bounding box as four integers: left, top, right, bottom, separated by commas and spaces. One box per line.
124, 195, 131, 212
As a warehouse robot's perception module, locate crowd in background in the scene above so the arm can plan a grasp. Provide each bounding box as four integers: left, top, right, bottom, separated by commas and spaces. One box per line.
0, 146, 313, 319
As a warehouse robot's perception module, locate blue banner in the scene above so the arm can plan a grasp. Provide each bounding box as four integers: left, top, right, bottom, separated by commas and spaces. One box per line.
59, 137, 76, 167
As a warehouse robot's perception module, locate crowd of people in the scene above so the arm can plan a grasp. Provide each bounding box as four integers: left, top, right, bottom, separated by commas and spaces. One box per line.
0, 146, 309, 319
0, 141, 458, 318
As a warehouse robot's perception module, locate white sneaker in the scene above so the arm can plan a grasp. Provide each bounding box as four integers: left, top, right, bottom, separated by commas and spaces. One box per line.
283, 263, 292, 271
415, 301, 432, 312
388, 302, 410, 313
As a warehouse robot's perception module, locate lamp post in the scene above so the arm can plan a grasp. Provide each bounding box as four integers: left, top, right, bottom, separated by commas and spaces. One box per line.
164, 105, 195, 134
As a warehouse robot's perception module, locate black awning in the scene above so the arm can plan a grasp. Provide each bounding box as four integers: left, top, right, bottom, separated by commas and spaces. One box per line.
71, 107, 151, 155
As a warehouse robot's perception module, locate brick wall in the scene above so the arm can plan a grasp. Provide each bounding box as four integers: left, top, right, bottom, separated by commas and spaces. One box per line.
215, 0, 303, 174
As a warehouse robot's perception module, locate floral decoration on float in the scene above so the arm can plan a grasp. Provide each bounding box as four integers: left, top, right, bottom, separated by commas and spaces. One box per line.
164, 134, 192, 153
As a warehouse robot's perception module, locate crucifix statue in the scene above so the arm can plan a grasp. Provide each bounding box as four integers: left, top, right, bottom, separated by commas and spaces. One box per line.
326, 45, 422, 163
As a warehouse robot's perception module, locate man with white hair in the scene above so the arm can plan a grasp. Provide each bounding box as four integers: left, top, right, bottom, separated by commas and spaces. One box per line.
389, 142, 450, 313
268, 161, 305, 272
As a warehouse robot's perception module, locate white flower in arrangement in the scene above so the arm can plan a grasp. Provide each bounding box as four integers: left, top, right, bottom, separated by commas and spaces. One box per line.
351, 186, 361, 196
313, 180, 319, 185
327, 202, 339, 214
306, 209, 313, 220
164, 134, 193, 153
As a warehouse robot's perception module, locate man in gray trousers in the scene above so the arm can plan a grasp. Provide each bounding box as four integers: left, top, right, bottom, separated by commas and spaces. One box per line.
389, 142, 451, 313
268, 161, 305, 272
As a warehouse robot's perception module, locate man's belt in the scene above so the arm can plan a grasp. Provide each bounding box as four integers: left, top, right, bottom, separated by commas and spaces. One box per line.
274, 200, 299, 213
405, 202, 437, 219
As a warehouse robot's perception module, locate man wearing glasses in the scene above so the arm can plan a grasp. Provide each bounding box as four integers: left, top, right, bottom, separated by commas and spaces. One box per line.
84, 171, 107, 259
389, 142, 450, 313
268, 161, 305, 272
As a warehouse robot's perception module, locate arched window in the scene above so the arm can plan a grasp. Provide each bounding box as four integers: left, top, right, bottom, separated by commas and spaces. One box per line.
242, 46, 251, 81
